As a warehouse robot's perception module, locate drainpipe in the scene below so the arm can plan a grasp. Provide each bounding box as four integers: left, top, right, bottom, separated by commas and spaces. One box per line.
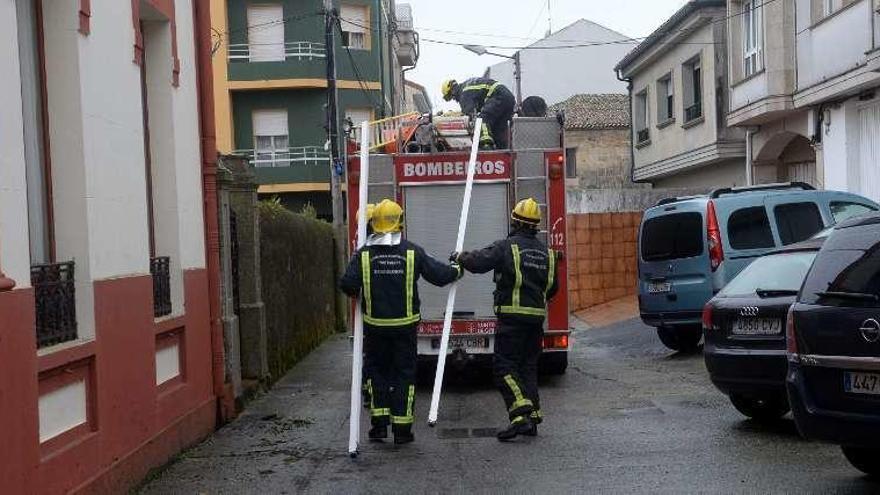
745, 128, 754, 186
616, 69, 649, 184
193, 0, 234, 423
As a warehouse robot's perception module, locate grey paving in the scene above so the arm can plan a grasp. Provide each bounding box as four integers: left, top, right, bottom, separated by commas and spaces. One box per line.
140, 317, 880, 494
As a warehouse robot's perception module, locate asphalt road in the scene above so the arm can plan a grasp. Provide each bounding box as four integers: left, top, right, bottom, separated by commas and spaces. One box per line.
140, 318, 880, 494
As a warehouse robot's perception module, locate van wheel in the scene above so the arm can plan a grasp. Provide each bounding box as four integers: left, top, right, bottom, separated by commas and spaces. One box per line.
842, 446, 880, 476
656, 326, 702, 352
729, 394, 789, 422
540, 352, 568, 375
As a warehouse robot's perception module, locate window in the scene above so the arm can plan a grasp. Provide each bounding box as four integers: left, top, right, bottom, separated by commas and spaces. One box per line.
640, 213, 704, 261
247, 4, 285, 62
774, 202, 824, 245
565, 147, 578, 179
345, 107, 373, 131
742, 0, 763, 77
720, 251, 818, 296
656, 74, 674, 124
683, 57, 702, 123
253, 109, 290, 168
340, 4, 368, 50
635, 89, 649, 144
801, 230, 880, 308
728, 207, 775, 250
831, 202, 877, 223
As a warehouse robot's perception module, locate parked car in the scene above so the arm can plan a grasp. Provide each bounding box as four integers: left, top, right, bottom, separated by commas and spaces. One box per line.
787, 213, 880, 477
703, 238, 824, 421
638, 182, 878, 351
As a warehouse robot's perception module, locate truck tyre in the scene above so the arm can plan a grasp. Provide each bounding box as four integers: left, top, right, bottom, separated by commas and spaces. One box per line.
729, 394, 789, 422
540, 352, 568, 375
656, 325, 702, 352
842, 446, 880, 477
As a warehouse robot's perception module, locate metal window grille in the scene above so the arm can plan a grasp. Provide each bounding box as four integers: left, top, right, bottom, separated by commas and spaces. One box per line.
151, 256, 172, 318
32, 261, 77, 349
685, 102, 703, 122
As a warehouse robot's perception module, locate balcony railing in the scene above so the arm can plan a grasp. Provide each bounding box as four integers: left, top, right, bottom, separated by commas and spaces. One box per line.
151, 256, 172, 318
233, 146, 331, 168
32, 261, 77, 349
685, 102, 703, 122
636, 128, 650, 144
228, 41, 326, 62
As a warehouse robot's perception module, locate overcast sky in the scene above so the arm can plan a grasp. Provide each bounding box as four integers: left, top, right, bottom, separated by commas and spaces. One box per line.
404, 0, 689, 110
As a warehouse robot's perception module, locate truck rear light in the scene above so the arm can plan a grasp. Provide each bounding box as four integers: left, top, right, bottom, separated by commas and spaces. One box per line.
543, 334, 569, 349
701, 302, 714, 330
786, 307, 799, 357
707, 200, 724, 272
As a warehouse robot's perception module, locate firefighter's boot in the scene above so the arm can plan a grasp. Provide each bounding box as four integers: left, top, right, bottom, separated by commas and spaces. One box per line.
368, 425, 388, 441
496, 417, 533, 442
393, 425, 415, 445
479, 123, 495, 150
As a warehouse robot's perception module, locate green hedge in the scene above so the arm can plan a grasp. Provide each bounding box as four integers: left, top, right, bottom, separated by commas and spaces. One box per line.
259, 201, 338, 381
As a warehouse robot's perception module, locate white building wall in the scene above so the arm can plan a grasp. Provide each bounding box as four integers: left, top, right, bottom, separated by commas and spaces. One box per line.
488, 20, 631, 105
822, 95, 880, 202
795, 0, 872, 91
0, 0, 32, 287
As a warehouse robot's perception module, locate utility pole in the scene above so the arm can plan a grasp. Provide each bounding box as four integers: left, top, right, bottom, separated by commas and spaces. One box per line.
325, 0, 348, 329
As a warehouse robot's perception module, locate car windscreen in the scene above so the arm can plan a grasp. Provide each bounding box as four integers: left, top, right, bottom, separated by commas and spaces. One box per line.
640, 212, 703, 262
719, 251, 817, 297
800, 235, 880, 308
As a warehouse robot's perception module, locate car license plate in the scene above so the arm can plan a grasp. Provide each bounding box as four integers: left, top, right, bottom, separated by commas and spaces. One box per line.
647, 282, 671, 294
844, 372, 880, 395
732, 317, 782, 335
431, 337, 489, 350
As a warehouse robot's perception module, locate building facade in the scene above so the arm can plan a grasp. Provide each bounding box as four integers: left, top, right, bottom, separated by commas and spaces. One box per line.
0, 0, 228, 493
616, 0, 747, 189
727, 0, 880, 201
210, 0, 418, 217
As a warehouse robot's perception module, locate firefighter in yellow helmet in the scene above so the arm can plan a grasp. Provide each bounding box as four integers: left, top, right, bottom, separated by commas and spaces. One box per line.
441, 77, 516, 150
451, 198, 560, 441
340, 199, 462, 445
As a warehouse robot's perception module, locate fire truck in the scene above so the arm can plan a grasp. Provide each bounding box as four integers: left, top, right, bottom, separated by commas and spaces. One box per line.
346, 114, 570, 374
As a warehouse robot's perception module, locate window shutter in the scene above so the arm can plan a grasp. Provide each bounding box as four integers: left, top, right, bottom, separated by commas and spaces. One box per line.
253, 109, 289, 138
340, 4, 367, 34
247, 5, 285, 62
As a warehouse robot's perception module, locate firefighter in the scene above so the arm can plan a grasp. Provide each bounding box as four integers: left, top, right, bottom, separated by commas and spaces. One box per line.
340, 199, 462, 445
451, 198, 559, 441
441, 77, 516, 150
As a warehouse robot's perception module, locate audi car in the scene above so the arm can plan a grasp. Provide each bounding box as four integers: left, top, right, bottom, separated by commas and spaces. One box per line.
702, 238, 824, 422
787, 214, 880, 477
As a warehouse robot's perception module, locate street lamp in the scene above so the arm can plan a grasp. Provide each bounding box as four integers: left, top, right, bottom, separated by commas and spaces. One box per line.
463, 44, 522, 107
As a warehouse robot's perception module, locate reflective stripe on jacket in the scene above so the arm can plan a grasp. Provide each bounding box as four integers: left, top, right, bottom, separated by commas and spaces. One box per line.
457, 77, 507, 116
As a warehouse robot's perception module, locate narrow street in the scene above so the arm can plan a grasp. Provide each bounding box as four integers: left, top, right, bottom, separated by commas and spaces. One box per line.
140, 317, 880, 494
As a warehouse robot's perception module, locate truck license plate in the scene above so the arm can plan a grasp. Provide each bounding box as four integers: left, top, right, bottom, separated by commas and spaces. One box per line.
732, 318, 782, 335
431, 337, 490, 350
844, 372, 880, 395
647, 282, 671, 294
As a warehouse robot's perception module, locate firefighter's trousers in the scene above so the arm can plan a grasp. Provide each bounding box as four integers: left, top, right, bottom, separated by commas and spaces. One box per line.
493, 317, 542, 424
363, 325, 417, 434
480, 89, 516, 149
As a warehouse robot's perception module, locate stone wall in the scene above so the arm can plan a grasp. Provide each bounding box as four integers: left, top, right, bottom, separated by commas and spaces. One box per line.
567, 212, 642, 311
566, 128, 635, 189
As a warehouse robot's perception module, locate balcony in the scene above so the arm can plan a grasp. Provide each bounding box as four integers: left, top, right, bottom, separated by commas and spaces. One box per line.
234, 146, 331, 168
150, 256, 172, 318
32, 261, 77, 349
395, 4, 419, 67
228, 41, 326, 63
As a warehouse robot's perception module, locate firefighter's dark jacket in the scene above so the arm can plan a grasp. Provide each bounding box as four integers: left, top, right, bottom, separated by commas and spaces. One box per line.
458, 228, 559, 321
456, 77, 512, 116
340, 238, 460, 328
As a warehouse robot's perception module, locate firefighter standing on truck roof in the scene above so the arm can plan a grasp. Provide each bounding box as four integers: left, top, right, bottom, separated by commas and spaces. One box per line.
451, 198, 559, 441
340, 199, 462, 445
441, 77, 516, 150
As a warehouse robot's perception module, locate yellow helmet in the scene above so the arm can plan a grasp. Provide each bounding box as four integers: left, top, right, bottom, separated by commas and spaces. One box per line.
512, 198, 542, 226
441, 79, 457, 101
372, 199, 404, 233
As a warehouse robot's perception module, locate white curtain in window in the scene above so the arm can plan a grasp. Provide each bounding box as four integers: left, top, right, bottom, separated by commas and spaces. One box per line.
247, 5, 285, 62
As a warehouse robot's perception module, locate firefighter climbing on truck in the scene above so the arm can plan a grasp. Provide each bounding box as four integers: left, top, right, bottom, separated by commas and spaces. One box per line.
441, 77, 516, 150
452, 198, 560, 441
340, 199, 462, 445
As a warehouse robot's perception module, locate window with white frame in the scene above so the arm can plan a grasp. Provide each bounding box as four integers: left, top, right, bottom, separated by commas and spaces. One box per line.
345, 108, 373, 132
742, 0, 763, 77
683, 56, 703, 123
635, 89, 649, 144
247, 4, 285, 62
253, 109, 290, 168
656, 74, 674, 124
340, 4, 368, 49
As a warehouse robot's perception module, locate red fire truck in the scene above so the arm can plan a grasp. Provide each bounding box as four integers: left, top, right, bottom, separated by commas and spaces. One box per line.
347, 115, 570, 374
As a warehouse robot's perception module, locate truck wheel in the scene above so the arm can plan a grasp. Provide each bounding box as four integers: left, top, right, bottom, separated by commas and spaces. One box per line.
842, 447, 880, 476
729, 394, 789, 422
540, 352, 568, 375
656, 325, 702, 352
